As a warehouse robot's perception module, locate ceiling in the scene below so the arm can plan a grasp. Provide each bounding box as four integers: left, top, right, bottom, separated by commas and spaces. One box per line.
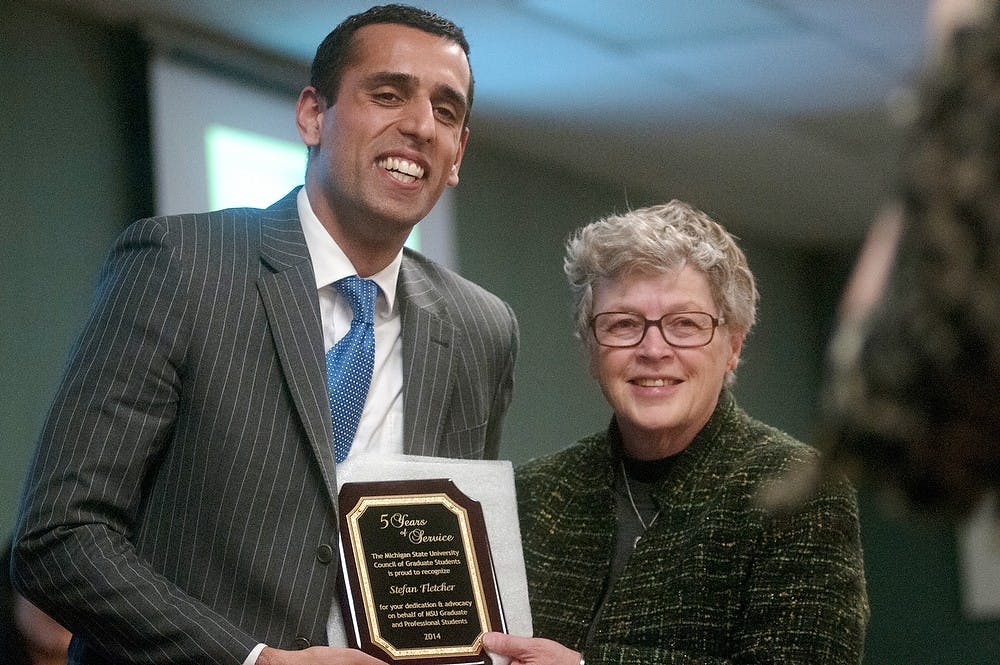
45, 0, 933, 248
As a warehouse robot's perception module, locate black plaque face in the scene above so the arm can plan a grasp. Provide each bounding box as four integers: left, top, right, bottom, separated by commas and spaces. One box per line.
338, 479, 505, 665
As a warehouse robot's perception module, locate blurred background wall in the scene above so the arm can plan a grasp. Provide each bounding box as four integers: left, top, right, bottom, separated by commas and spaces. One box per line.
2, 3, 997, 662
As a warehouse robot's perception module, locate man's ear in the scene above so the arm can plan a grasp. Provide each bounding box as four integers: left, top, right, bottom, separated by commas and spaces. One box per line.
446, 126, 470, 187
296, 86, 325, 147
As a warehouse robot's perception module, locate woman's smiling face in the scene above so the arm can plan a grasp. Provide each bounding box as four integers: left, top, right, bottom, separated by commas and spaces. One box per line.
588, 266, 744, 459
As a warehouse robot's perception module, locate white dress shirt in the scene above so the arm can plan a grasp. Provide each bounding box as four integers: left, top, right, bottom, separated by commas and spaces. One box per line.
297, 187, 405, 461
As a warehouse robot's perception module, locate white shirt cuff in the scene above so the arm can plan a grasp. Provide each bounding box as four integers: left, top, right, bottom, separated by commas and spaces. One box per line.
242, 643, 267, 665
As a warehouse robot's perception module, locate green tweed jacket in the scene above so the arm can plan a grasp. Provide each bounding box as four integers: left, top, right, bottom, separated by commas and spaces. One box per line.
516, 390, 869, 664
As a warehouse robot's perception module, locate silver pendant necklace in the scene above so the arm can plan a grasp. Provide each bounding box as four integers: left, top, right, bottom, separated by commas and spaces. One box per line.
620, 460, 661, 548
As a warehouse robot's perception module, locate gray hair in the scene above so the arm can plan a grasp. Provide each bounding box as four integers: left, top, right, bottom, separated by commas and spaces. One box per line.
564, 200, 758, 349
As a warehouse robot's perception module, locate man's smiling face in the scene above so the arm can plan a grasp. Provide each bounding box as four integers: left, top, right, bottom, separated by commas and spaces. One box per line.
301, 22, 470, 248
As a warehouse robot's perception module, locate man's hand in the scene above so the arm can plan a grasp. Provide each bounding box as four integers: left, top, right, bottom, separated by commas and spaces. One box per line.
482, 631, 581, 665
257, 646, 389, 665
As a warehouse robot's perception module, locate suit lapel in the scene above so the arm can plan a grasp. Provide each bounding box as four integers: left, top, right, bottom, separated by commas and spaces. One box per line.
398, 256, 456, 456
257, 190, 338, 500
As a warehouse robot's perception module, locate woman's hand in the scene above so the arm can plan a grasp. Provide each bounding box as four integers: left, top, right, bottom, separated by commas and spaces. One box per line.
483, 631, 581, 665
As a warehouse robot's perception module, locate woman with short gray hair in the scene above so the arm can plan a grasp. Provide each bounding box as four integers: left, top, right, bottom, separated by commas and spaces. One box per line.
485, 200, 868, 664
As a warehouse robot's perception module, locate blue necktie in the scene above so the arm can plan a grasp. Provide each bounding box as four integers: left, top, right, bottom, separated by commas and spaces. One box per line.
326, 276, 378, 463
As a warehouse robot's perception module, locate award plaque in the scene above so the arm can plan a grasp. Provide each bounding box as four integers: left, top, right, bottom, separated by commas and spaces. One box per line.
338, 479, 506, 665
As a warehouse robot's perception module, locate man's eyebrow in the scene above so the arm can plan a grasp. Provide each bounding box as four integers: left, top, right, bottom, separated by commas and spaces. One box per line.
362, 71, 417, 91
362, 71, 468, 112
434, 84, 468, 115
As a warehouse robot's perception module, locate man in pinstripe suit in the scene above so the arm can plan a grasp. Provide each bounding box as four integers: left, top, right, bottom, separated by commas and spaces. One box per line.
12, 5, 518, 664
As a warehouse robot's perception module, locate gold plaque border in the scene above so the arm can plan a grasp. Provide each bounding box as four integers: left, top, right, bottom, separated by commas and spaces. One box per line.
345, 492, 491, 660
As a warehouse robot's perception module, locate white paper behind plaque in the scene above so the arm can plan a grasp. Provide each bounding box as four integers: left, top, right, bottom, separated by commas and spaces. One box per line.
328, 454, 533, 649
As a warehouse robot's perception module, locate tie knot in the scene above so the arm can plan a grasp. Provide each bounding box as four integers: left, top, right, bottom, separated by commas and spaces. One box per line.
335, 276, 378, 325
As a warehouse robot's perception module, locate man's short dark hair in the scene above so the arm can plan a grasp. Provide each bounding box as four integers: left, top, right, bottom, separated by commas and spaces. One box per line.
310, 4, 474, 124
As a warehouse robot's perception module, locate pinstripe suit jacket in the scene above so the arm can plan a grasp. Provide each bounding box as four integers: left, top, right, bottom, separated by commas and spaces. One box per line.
11, 188, 519, 664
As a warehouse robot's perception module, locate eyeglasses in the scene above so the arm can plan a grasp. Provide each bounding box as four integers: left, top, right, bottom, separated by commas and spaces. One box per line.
590, 311, 724, 348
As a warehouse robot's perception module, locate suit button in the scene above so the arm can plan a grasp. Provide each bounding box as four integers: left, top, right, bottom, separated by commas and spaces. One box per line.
293, 636, 311, 650
316, 543, 334, 564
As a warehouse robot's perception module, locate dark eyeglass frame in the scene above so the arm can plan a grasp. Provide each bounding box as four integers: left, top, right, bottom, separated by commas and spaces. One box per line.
590, 310, 725, 348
